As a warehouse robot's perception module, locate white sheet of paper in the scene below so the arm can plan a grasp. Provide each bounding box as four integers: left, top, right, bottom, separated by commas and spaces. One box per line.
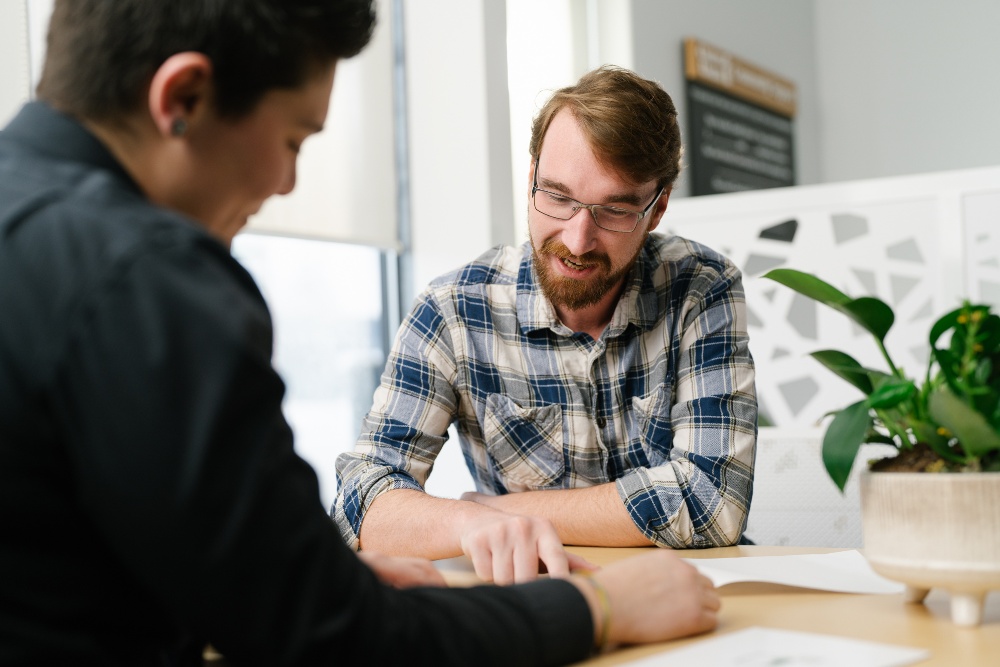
623, 627, 929, 667
683, 550, 905, 594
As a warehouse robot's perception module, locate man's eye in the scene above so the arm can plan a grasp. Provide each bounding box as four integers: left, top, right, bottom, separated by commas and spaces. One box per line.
544, 192, 572, 204
602, 206, 633, 218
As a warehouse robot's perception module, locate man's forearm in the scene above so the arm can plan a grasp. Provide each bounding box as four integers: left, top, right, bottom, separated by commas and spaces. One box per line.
358, 489, 492, 559
464, 483, 653, 547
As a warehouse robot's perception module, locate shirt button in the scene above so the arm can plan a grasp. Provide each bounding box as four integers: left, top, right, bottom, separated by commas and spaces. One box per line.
596, 416, 607, 428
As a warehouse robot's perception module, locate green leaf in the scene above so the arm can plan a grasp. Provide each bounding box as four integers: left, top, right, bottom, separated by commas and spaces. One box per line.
865, 380, 916, 409
762, 269, 895, 342
761, 269, 851, 307
822, 401, 872, 492
932, 347, 961, 391
929, 306, 964, 348
841, 297, 895, 342
928, 387, 1000, 459
810, 350, 874, 395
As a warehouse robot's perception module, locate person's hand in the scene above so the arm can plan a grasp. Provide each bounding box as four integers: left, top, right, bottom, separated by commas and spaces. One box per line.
457, 507, 596, 585
357, 550, 447, 589
573, 550, 720, 649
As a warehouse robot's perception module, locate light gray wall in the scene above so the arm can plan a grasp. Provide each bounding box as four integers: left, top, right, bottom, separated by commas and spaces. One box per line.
630, 0, 820, 197
814, 0, 1000, 183
0, 0, 30, 127
630, 0, 1000, 193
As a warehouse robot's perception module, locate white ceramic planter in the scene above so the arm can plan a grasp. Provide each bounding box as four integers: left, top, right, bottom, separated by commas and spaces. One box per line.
860, 471, 1000, 626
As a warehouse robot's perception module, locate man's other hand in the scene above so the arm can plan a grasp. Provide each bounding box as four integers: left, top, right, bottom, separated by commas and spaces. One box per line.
357, 550, 447, 589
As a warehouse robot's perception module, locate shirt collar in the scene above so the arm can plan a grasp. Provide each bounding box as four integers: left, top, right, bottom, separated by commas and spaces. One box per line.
1, 101, 142, 196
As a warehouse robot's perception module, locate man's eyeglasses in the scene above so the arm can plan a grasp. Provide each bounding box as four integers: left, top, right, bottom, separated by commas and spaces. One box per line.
531, 159, 663, 233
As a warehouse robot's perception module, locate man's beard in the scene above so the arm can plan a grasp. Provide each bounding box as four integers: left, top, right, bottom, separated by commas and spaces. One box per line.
531, 235, 641, 311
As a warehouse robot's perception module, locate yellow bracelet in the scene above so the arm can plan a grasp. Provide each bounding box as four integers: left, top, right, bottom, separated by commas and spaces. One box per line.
582, 574, 612, 652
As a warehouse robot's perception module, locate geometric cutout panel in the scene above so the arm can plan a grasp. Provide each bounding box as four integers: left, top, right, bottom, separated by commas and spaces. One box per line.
832, 213, 868, 244
910, 299, 934, 321
661, 170, 988, 429
909, 344, 930, 369
778, 377, 820, 417
980, 281, 1000, 305
787, 293, 818, 340
889, 274, 920, 306
744, 253, 788, 277
759, 219, 798, 243
886, 238, 925, 263
851, 268, 877, 296
962, 189, 1000, 309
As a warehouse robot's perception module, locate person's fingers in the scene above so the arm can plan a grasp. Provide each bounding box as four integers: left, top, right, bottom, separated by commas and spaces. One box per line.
463, 538, 496, 583
566, 552, 600, 574
704, 587, 721, 612
512, 540, 540, 583
414, 561, 448, 587
492, 549, 516, 586
536, 536, 571, 579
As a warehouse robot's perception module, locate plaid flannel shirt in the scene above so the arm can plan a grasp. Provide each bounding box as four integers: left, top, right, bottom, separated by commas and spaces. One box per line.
334, 233, 757, 548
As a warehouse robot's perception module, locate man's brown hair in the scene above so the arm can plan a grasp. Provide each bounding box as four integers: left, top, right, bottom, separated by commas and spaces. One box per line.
528, 65, 682, 189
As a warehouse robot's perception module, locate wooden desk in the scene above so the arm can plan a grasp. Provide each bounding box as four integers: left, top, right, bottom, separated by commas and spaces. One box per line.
435, 546, 1000, 666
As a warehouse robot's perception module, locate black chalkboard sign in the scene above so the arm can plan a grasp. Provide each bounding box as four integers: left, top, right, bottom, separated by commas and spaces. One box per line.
686, 81, 795, 196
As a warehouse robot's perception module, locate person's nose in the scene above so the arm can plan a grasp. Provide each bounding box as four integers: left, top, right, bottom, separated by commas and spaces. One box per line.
561, 206, 599, 257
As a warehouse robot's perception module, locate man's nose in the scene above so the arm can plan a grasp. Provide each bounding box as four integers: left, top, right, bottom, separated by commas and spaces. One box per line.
560, 206, 599, 257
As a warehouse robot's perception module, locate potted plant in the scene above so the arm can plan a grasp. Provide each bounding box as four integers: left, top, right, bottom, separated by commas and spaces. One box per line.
762, 268, 1000, 626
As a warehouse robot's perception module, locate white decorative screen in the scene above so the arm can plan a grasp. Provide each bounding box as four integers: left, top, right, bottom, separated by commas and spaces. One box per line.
665, 167, 1000, 429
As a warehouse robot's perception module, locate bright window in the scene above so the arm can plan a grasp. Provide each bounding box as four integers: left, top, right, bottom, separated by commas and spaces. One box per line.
232, 233, 388, 509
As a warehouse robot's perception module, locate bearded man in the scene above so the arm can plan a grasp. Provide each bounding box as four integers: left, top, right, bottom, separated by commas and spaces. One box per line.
334, 66, 758, 583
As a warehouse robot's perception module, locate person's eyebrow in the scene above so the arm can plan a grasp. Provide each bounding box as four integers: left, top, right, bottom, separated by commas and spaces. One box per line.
538, 174, 644, 207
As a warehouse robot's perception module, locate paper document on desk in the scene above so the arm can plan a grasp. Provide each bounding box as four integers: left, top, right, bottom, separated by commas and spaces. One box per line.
683, 550, 904, 594
624, 627, 929, 667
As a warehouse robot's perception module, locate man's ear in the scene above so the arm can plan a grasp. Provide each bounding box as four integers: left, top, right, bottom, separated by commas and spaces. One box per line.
147, 52, 213, 138
646, 187, 671, 233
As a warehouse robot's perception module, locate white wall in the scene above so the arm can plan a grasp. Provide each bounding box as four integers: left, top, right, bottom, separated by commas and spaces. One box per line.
629, 0, 1000, 192
630, 0, 821, 196
0, 0, 31, 127
814, 0, 1000, 183
404, 0, 514, 294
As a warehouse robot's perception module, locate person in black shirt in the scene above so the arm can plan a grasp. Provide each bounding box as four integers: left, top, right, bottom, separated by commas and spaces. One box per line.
0, 1, 720, 665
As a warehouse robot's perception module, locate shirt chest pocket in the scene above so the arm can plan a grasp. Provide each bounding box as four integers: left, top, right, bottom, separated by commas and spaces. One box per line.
483, 394, 565, 492
630, 384, 674, 467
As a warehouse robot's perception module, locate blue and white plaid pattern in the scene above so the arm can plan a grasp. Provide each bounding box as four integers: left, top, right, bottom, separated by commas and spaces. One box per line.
334, 233, 757, 548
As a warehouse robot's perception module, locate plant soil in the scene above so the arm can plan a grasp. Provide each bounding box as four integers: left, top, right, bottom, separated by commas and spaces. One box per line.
869, 443, 950, 473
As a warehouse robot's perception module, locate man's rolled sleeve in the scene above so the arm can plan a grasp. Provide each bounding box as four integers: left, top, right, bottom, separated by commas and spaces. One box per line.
617, 264, 757, 548
332, 293, 459, 547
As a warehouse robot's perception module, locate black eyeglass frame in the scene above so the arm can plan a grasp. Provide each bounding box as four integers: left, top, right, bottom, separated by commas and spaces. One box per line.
530, 158, 664, 233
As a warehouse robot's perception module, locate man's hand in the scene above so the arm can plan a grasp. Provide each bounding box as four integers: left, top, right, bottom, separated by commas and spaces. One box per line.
457, 507, 597, 585
357, 489, 595, 583
357, 551, 447, 589
572, 550, 720, 648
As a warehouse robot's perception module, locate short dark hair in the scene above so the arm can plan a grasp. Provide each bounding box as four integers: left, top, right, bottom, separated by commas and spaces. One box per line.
36, 0, 376, 121
528, 65, 683, 189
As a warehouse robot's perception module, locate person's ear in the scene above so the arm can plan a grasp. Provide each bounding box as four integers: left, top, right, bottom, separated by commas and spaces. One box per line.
147, 52, 213, 139
646, 187, 671, 233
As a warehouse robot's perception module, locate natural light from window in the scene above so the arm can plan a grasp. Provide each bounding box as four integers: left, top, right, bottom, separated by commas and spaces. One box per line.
232, 233, 386, 510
